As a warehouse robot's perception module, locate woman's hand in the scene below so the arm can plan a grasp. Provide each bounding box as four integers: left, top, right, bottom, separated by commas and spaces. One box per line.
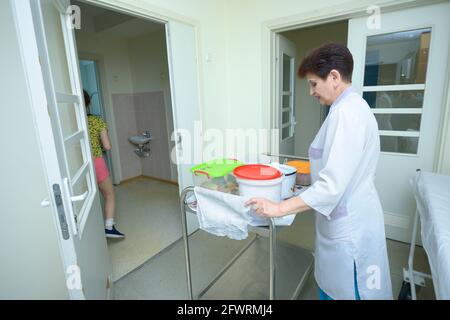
244, 197, 284, 218
245, 195, 312, 218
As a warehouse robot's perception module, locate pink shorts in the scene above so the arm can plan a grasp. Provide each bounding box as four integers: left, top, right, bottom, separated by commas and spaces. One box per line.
94, 157, 110, 183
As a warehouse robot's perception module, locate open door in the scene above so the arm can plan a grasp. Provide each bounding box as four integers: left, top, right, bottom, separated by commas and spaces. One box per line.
166, 21, 202, 234
12, 0, 110, 299
348, 2, 450, 242
275, 34, 297, 156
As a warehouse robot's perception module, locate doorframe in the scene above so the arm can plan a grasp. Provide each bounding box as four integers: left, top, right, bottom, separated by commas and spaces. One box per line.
262, 0, 450, 240
79, 0, 205, 186
262, 0, 450, 166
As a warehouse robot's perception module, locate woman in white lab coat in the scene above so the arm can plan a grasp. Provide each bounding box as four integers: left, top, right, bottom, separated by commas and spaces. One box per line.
246, 43, 393, 300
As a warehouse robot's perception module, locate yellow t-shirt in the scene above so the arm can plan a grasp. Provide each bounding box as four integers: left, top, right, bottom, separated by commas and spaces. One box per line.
87, 115, 107, 158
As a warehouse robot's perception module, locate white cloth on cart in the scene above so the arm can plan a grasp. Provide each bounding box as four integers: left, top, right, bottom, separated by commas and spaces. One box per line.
194, 187, 295, 240
412, 171, 450, 299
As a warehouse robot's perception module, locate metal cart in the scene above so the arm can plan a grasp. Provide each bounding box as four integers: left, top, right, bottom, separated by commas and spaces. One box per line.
398, 169, 433, 300
179, 153, 314, 300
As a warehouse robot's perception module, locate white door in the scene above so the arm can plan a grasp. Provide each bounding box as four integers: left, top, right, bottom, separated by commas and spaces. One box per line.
166, 21, 202, 234
348, 2, 450, 242
276, 34, 297, 156
12, 0, 110, 298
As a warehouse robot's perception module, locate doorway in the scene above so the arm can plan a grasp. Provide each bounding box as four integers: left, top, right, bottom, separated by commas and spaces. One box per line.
79, 59, 115, 181
72, 0, 188, 281
276, 20, 348, 159
271, 2, 450, 244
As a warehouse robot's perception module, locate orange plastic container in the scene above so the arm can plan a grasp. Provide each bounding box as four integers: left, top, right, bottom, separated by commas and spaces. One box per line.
286, 160, 311, 186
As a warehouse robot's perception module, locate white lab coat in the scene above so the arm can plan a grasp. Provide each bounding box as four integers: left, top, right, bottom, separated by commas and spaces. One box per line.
300, 87, 393, 300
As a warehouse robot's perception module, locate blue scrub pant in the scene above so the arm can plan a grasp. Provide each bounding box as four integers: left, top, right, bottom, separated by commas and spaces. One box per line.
318, 262, 361, 300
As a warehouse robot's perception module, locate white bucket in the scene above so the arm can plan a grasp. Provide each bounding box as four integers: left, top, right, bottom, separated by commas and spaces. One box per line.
236, 176, 283, 202
270, 163, 297, 199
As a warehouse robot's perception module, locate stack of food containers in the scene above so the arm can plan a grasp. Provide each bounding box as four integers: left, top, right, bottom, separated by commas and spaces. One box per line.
268, 163, 297, 199
233, 164, 283, 202
190, 158, 244, 194
286, 160, 311, 186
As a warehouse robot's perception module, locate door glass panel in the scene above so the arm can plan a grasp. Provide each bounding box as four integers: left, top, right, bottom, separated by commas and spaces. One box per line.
375, 114, 421, 131
41, 0, 72, 94
32, 0, 96, 236
72, 174, 89, 219
282, 111, 290, 124
364, 28, 431, 86
363, 90, 424, 109
282, 95, 291, 108
282, 126, 290, 140
283, 54, 292, 91
380, 136, 419, 154
66, 142, 85, 179
59, 103, 79, 137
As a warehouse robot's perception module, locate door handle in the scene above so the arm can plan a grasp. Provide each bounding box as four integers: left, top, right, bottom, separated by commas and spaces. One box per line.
40, 191, 86, 207
62, 178, 79, 236
71, 191, 88, 202
41, 198, 50, 207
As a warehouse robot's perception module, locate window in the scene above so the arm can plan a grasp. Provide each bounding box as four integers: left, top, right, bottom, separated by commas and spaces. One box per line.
363, 28, 431, 154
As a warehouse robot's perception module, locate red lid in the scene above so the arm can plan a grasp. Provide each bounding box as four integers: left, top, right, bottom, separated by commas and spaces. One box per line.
233, 164, 282, 180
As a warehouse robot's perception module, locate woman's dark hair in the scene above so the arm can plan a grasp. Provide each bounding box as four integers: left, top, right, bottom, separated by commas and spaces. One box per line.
298, 42, 353, 82
83, 89, 91, 107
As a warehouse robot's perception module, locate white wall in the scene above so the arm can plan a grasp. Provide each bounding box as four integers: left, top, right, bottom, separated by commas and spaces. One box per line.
282, 20, 348, 157
128, 30, 177, 181
440, 81, 450, 174
442, 125, 450, 174
91, 0, 450, 169
104, 0, 443, 155
0, 0, 68, 299
94, 0, 229, 133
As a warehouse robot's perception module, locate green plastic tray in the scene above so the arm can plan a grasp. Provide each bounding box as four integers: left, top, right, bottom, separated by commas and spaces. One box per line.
190, 158, 244, 178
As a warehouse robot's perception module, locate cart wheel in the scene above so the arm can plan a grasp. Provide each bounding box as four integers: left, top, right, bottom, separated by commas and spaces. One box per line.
398, 281, 412, 300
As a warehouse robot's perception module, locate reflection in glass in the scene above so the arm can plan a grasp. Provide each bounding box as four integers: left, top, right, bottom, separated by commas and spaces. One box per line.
364, 28, 431, 86
363, 90, 424, 109
380, 136, 418, 154
375, 114, 421, 131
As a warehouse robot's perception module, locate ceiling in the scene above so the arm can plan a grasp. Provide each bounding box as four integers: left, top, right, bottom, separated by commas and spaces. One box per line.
72, 0, 164, 38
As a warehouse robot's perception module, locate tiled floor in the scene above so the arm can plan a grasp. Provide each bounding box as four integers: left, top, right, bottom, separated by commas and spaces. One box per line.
114, 210, 436, 300
108, 177, 181, 280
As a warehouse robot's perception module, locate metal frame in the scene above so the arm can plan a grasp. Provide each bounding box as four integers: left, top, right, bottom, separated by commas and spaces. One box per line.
402, 208, 433, 300
402, 170, 433, 300
261, 152, 309, 162
180, 186, 308, 300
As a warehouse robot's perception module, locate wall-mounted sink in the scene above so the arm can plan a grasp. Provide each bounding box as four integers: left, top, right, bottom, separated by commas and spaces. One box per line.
128, 134, 152, 146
